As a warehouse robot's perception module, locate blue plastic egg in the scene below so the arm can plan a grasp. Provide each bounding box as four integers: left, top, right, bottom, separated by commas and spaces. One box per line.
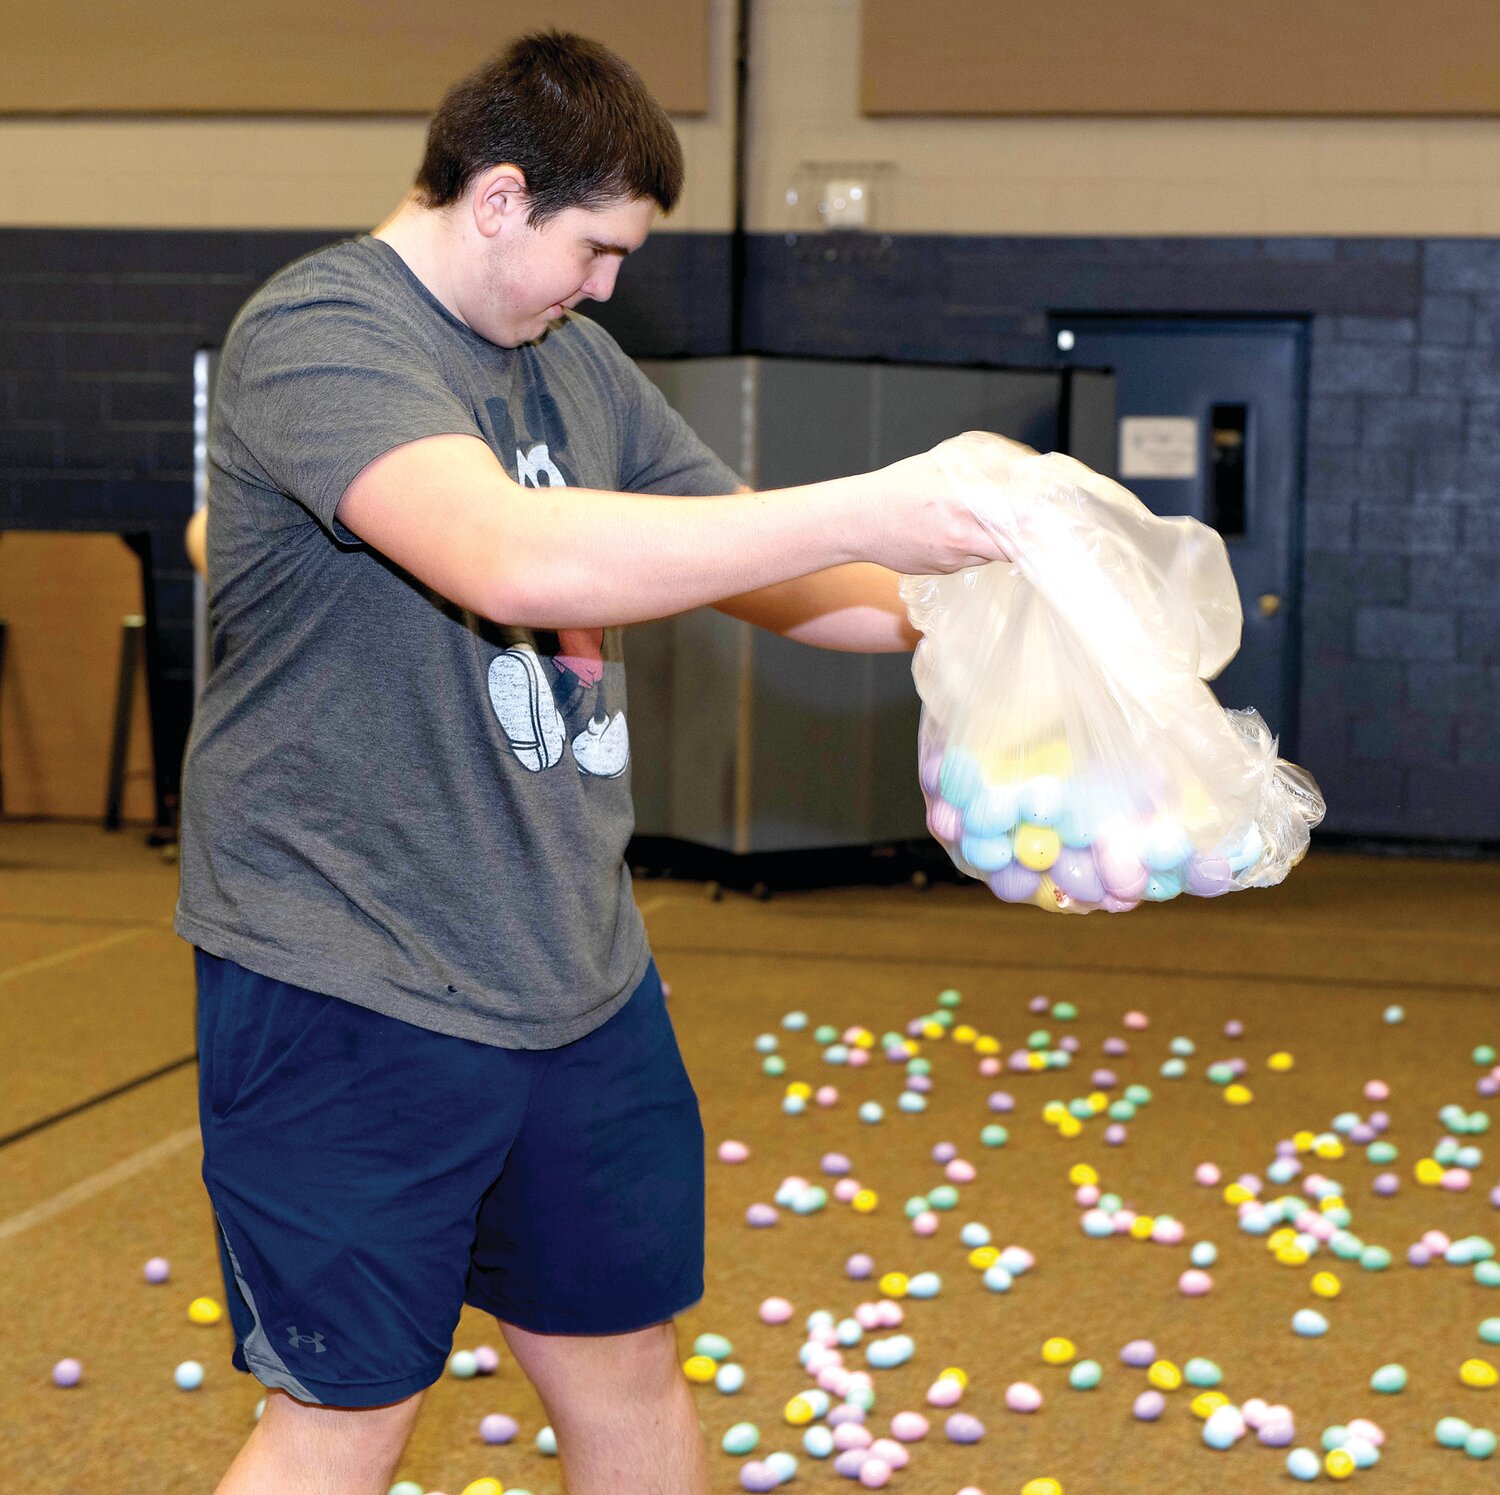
966, 783, 1021, 835
939, 750, 984, 809
1143, 870, 1183, 901
960, 831, 1014, 872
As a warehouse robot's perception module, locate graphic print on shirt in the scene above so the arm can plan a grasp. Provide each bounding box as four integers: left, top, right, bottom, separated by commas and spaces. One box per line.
482, 394, 629, 779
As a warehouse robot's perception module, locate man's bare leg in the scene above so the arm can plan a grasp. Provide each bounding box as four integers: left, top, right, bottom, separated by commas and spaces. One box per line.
214, 1387, 425, 1495
498, 1318, 709, 1495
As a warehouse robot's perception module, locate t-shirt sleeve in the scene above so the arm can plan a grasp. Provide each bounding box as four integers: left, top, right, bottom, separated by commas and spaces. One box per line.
224, 297, 484, 542
577, 325, 743, 495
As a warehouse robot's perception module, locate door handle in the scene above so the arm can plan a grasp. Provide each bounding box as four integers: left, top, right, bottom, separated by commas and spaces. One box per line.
1257, 593, 1281, 617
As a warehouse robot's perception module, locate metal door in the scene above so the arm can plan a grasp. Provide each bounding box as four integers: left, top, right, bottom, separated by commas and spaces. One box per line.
1050, 316, 1306, 746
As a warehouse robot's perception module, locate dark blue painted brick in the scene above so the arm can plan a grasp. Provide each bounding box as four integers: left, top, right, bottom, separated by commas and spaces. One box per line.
1458, 715, 1500, 767
0, 424, 61, 469
1351, 710, 1455, 764
1402, 764, 1500, 837
1411, 555, 1493, 606
1335, 316, 1416, 343
1465, 402, 1500, 457
1355, 607, 1457, 661
1357, 504, 1458, 556
1338, 239, 1419, 265
1463, 505, 1500, 553
1305, 502, 1354, 554
1425, 241, 1500, 293
1304, 551, 1407, 605
1407, 662, 1500, 714
1419, 293, 1473, 345
1262, 238, 1339, 263
1460, 608, 1500, 664
1311, 341, 1413, 395
1304, 448, 1411, 503
1307, 397, 1359, 446
1362, 396, 1464, 449
1416, 348, 1468, 397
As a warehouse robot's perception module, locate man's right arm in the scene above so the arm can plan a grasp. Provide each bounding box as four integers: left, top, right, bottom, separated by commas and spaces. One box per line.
336, 431, 1019, 632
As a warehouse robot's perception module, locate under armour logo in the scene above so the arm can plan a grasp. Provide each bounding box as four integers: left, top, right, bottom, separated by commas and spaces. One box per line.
286, 1326, 327, 1354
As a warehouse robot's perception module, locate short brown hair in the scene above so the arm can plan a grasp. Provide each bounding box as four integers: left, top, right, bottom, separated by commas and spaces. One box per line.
414, 31, 684, 225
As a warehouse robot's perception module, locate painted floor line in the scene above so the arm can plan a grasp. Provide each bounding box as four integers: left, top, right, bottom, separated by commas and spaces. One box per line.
0, 927, 147, 986
0, 1125, 200, 1245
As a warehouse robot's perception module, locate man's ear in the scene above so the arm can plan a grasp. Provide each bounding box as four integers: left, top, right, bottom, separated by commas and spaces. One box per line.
472, 163, 531, 239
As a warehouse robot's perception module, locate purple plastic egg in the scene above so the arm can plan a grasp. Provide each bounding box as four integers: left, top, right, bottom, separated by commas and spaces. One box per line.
1053, 845, 1105, 904
932, 1142, 958, 1164
989, 863, 1042, 903
746, 1203, 778, 1228
1092, 1069, 1118, 1088
480, 1413, 518, 1444
988, 1091, 1015, 1113
926, 797, 962, 845
473, 1344, 500, 1374
833, 1450, 868, 1478
1103, 1037, 1129, 1057
1104, 1123, 1127, 1145
945, 1413, 986, 1443
1134, 1390, 1166, 1421
1120, 1339, 1156, 1367
741, 1459, 781, 1491
1185, 855, 1235, 897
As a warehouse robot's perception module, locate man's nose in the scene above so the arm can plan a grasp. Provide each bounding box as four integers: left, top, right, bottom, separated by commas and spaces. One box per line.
582, 260, 620, 303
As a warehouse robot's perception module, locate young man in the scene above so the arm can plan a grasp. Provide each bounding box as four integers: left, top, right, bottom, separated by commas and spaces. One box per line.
178, 31, 1025, 1495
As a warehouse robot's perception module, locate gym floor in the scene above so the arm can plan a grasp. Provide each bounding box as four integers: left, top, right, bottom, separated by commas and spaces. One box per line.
2, 823, 1498, 1494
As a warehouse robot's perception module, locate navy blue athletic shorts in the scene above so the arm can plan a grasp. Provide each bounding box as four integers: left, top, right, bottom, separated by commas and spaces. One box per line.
194, 949, 705, 1408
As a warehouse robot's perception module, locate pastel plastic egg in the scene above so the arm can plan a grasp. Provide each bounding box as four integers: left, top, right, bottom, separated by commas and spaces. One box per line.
1466, 1427, 1498, 1458
966, 783, 1021, 835
1178, 1270, 1213, 1296
1134, 1390, 1166, 1421
926, 797, 962, 845
144, 1257, 170, 1284
1325, 1448, 1356, 1479
803, 1425, 835, 1458
1142, 819, 1192, 871
1019, 776, 1066, 826
739, 1460, 778, 1491
684, 1354, 718, 1382
1286, 1448, 1321, 1480
461, 1481, 504, 1495
1148, 1361, 1183, 1392
1461, 1357, 1499, 1388
1292, 1310, 1329, 1337
1143, 870, 1183, 902
1041, 1337, 1076, 1365
1120, 1339, 1156, 1367
1005, 1382, 1043, 1413
480, 1413, 519, 1444
1015, 824, 1062, 872
1184, 1358, 1222, 1388
938, 750, 983, 808
989, 862, 1042, 903
1185, 856, 1234, 897
1069, 1360, 1102, 1390
52, 1358, 82, 1388
1095, 839, 1148, 900
1058, 802, 1096, 848
174, 1360, 205, 1391
1051, 845, 1104, 904
448, 1350, 479, 1379
188, 1296, 222, 1326
961, 831, 1014, 872
890, 1411, 929, 1441
723, 1422, 760, 1455
1227, 822, 1264, 874
945, 1412, 985, 1443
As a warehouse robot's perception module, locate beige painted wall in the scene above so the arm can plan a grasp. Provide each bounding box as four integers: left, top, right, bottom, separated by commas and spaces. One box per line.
748, 0, 1500, 235
0, 0, 737, 232
4, 0, 1500, 236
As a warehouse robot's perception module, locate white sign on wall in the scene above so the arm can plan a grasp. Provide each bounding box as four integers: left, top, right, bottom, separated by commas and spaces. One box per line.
1119, 416, 1199, 479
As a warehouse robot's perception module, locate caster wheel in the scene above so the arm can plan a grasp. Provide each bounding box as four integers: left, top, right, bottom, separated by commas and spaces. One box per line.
750, 881, 771, 902
911, 869, 929, 891
705, 882, 724, 902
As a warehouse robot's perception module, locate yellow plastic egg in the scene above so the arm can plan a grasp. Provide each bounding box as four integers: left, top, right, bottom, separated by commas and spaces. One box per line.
1276, 1244, 1310, 1267
921, 1020, 945, 1040
461, 1480, 503, 1495
1129, 1216, 1156, 1241
851, 1028, 875, 1049
1268, 1228, 1297, 1252
784, 1395, 816, 1425
1267, 1052, 1295, 1072
1318, 1195, 1346, 1214
1026, 742, 1073, 778
880, 1272, 909, 1298
969, 1246, 1000, 1270
1147, 1360, 1183, 1392
953, 1024, 978, 1045
939, 1366, 970, 1389
1015, 824, 1062, 871
1324, 1448, 1355, 1480
1068, 1164, 1099, 1187
683, 1355, 717, 1383
1022, 1480, 1064, 1495
1087, 1092, 1109, 1113
1043, 1102, 1069, 1124
1041, 1337, 1076, 1365
1414, 1158, 1445, 1186
852, 1189, 879, 1213
1057, 1114, 1083, 1138
1314, 1137, 1344, 1160
1293, 1130, 1316, 1152
1311, 1272, 1342, 1298
187, 1297, 222, 1326
974, 1035, 1001, 1056
1225, 1084, 1253, 1105
785, 1081, 812, 1100
1028, 1052, 1050, 1072
1191, 1391, 1229, 1419
1223, 1184, 1254, 1206
1460, 1357, 1499, 1388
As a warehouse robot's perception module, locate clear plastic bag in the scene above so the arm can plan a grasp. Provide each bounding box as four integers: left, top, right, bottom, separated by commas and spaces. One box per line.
902, 434, 1325, 913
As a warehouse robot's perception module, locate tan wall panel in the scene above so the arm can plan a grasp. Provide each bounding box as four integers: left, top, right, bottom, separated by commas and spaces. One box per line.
747, 0, 1500, 234
863, 0, 1500, 116
2, 1, 709, 116
0, 534, 154, 823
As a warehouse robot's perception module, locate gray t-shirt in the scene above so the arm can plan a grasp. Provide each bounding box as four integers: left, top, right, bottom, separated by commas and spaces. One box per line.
175, 234, 740, 1048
